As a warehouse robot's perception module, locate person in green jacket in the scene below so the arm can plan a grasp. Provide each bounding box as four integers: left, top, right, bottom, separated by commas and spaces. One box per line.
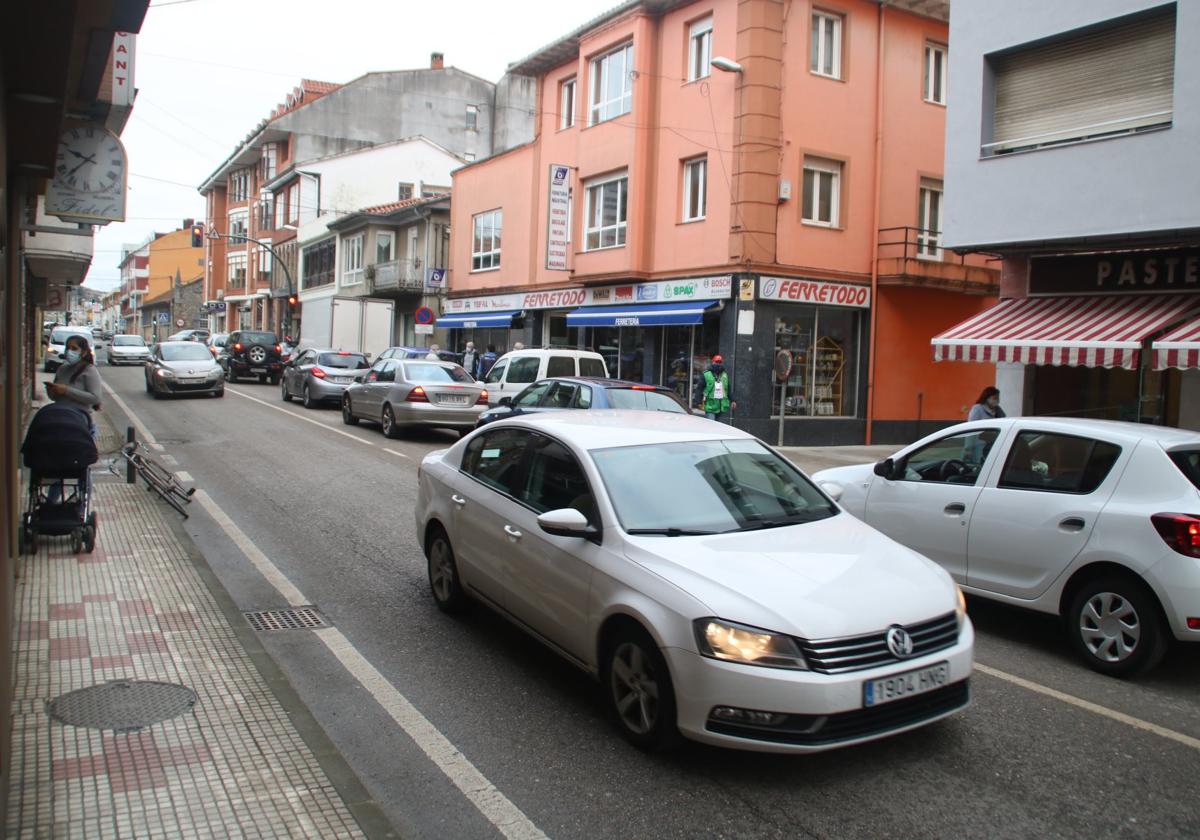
700, 355, 735, 422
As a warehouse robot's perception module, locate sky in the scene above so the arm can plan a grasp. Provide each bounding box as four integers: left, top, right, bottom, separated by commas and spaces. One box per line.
83, 0, 618, 292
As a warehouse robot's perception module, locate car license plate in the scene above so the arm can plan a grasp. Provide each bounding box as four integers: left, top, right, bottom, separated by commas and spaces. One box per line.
440, 395, 470, 405
863, 661, 949, 707
250, 367, 266, 373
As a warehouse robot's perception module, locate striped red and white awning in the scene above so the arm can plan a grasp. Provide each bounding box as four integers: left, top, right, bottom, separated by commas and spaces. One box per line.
932, 295, 1199, 369
1154, 317, 1200, 370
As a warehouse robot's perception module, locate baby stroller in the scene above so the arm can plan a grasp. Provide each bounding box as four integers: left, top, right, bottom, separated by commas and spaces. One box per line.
20, 402, 99, 554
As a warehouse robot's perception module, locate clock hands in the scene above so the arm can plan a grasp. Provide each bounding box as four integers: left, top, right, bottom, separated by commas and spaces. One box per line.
67, 149, 94, 161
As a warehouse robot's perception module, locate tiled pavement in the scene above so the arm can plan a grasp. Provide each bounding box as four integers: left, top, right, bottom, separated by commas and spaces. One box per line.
9, 461, 371, 837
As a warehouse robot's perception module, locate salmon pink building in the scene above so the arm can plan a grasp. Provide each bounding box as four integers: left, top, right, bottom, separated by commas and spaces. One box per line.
448, 0, 998, 444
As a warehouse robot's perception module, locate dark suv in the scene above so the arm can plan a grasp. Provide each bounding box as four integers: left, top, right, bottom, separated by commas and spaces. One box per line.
222, 330, 284, 384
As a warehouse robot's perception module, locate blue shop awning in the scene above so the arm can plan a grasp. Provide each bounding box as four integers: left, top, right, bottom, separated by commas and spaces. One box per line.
436, 310, 523, 329
566, 301, 720, 328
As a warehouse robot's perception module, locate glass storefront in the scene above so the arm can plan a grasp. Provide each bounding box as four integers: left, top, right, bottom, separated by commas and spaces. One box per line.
771, 305, 862, 418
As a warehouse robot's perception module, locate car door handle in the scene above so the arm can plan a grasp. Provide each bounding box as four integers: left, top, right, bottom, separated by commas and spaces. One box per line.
503, 525, 522, 540
1059, 517, 1086, 532
944, 503, 966, 516
451, 494, 466, 508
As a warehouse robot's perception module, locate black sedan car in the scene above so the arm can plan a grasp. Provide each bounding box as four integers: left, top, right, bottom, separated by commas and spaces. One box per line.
475, 377, 690, 427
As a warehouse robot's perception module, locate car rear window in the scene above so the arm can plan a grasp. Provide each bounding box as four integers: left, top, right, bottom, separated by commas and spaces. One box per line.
318, 352, 369, 369
51, 329, 89, 344
579, 357, 607, 378
604, 388, 688, 413
403, 363, 473, 383
112, 336, 146, 346
1168, 450, 1200, 490
239, 332, 276, 344
546, 356, 575, 377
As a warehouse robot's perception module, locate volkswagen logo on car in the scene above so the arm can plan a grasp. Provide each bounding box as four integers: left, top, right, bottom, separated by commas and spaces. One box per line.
886, 626, 914, 658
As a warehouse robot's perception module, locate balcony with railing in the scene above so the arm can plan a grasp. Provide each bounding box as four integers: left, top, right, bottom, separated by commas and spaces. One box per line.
369, 258, 426, 293
876, 227, 1000, 295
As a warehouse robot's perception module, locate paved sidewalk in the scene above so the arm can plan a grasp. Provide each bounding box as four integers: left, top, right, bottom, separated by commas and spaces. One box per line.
778, 444, 896, 474
8, 426, 377, 837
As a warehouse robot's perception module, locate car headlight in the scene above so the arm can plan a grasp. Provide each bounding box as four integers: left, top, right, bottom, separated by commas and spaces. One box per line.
694, 618, 808, 670
956, 586, 968, 629
156, 368, 174, 378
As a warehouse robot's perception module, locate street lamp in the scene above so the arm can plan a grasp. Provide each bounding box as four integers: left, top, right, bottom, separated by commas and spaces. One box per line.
207, 226, 297, 337
710, 56, 743, 74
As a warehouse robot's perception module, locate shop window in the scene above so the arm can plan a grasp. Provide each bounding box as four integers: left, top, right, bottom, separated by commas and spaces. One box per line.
662, 325, 694, 405
689, 16, 713, 82
811, 11, 843, 80
924, 43, 947, 105
773, 307, 860, 418
802, 157, 841, 227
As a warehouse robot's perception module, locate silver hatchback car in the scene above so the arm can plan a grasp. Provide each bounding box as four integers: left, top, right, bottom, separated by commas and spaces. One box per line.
341, 359, 488, 438
281, 348, 371, 408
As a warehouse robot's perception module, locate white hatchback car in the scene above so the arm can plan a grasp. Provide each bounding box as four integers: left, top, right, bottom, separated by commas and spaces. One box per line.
814, 417, 1200, 676
416, 411, 972, 752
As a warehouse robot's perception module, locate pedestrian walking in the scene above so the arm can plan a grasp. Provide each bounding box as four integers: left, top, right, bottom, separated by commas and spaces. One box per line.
700, 354, 735, 423
967, 386, 1005, 421
461, 341, 479, 378
46, 335, 102, 439
478, 344, 499, 378
425, 343, 441, 361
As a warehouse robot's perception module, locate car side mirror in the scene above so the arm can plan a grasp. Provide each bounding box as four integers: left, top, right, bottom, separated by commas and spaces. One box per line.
819, 481, 844, 502
873, 458, 895, 479
537, 508, 594, 538
353, 373, 365, 382
498, 396, 512, 407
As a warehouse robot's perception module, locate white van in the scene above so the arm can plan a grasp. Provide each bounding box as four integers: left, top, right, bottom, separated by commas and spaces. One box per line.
481, 349, 609, 406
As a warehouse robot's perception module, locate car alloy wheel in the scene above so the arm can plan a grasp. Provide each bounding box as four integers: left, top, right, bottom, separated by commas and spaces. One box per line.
1068, 576, 1167, 676
426, 528, 466, 612
382, 404, 401, 439
605, 629, 679, 750
280, 379, 291, 402
247, 345, 267, 364
303, 385, 316, 409
342, 396, 359, 426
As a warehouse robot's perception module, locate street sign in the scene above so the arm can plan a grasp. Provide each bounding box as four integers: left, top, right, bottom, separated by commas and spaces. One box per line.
426, 268, 446, 288
176, 318, 185, 327
156, 312, 169, 325
415, 324, 434, 335
414, 306, 436, 326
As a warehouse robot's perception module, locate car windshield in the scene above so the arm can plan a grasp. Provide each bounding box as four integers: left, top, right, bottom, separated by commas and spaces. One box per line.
112, 336, 146, 347
604, 388, 687, 413
160, 344, 213, 361
240, 332, 277, 344
51, 329, 88, 344
592, 439, 838, 535
403, 363, 473, 383
317, 352, 369, 369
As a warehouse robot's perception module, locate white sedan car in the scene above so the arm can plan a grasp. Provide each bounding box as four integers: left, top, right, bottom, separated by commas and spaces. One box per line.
814, 417, 1200, 676
416, 411, 972, 753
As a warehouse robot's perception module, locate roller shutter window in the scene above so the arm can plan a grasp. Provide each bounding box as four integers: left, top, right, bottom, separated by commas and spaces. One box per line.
987, 6, 1175, 155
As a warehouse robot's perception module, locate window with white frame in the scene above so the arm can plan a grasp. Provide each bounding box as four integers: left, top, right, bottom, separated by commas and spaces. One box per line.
917, 179, 943, 259
689, 16, 713, 82
810, 11, 843, 79
924, 43, 947, 105
258, 196, 274, 231
590, 43, 634, 124
472, 210, 502, 271
287, 182, 300, 225
802, 156, 841, 227
397, 182, 413, 201
682, 156, 707, 222
342, 234, 364, 285
466, 105, 478, 131
560, 77, 576, 129
376, 231, 394, 264
228, 210, 248, 241
585, 173, 628, 250
260, 143, 278, 181
226, 252, 247, 288
229, 169, 250, 202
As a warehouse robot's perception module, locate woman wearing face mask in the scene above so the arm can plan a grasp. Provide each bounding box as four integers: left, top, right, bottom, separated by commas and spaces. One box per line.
968, 386, 1005, 422
46, 335, 103, 438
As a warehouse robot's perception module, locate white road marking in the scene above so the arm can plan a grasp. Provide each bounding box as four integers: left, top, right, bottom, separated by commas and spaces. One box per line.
161, 453, 178, 466
975, 663, 1200, 752
383, 448, 410, 459
99, 380, 158, 445
175, 471, 193, 483
225, 387, 376, 446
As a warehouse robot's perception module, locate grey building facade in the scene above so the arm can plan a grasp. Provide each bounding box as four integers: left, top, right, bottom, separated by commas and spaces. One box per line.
941, 1, 1200, 429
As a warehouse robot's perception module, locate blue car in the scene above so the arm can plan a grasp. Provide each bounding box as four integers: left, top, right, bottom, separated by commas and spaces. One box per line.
475, 377, 691, 428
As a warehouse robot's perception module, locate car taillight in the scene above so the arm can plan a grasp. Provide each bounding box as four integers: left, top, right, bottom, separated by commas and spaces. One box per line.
337, 351, 350, 356
311, 367, 327, 379
1151, 513, 1200, 558
275, 344, 281, 353
631, 385, 656, 391
476, 390, 489, 405
234, 343, 243, 352
407, 386, 429, 403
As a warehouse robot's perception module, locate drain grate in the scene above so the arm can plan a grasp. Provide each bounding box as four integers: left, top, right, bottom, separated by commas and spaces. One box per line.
243, 606, 328, 632
48, 680, 197, 732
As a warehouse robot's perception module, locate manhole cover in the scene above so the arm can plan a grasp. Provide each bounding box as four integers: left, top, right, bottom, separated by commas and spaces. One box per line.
243, 606, 328, 631
48, 680, 197, 732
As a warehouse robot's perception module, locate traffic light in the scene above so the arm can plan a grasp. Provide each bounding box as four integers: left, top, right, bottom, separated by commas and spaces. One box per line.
287, 294, 298, 307
190, 223, 204, 248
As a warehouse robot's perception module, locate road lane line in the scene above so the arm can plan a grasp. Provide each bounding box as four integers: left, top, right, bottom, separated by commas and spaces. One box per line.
175, 471, 193, 483
383, 448, 410, 459
191, 486, 548, 839
315, 628, 549, 840
225, 387, 376, 446
100, 380, 158, 445
975, 663, 1200, 752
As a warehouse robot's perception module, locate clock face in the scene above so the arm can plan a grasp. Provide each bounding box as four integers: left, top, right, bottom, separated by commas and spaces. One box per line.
55, 126, 125, 195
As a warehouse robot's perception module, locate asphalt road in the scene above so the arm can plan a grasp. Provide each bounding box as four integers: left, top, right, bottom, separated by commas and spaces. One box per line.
95, 354, 1200, 840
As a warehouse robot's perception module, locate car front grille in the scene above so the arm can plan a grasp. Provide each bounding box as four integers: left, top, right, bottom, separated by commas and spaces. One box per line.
706, 680, 969, 746
797, 612, 959, 674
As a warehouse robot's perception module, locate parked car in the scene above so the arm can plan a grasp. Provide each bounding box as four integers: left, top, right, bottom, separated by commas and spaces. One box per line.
477, 377, 690, 428
106, 334, 151, 366
416, 411, 972, 752
90, 327, 103, 341
813, 417, 1200, 676
166, 328, 211, 343
206, 332, 228, 359
221, 330, 284, 384
281, 348, 371, 408
481, 349, 609, 406
44, 327, 93, 372
144, 341, 224, 399
101, 330, 114, 342
377, 346, 461, 364
341, 359, 487, 437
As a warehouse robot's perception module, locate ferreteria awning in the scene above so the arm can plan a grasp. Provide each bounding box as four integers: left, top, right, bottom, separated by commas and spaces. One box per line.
436, 310, 523, 329
566, 300, 720, 327
932, 294, 1199, 369
1154, 316, 1200, 370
